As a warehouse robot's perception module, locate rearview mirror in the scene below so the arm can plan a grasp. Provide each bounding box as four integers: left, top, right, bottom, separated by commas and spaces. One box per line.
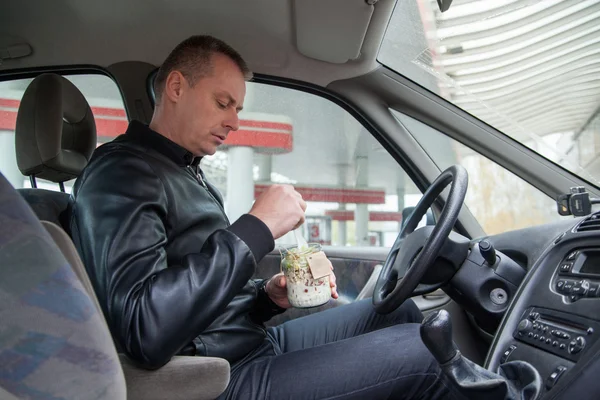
437, 0, 453, 12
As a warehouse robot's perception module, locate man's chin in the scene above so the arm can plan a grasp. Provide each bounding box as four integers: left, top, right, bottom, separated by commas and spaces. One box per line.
200, 147, 218, 157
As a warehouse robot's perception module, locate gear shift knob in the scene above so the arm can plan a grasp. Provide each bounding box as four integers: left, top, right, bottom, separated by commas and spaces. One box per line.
420, 309, 459, 364
420, 310, 542, 399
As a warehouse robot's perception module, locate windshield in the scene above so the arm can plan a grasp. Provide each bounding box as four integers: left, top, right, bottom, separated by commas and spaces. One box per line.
379, 0, 600, 188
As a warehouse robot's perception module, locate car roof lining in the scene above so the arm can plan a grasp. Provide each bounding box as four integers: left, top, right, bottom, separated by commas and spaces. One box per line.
0, 0, 398, 87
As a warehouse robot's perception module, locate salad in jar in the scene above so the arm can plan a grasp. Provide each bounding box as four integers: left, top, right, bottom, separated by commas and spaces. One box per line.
280, 244, 331, 308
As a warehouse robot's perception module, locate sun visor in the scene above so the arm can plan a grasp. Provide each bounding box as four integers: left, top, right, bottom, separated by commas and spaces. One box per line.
294, 0, 376, 64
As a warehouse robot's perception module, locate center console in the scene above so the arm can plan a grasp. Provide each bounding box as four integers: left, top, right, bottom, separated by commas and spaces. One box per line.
485, 215, 600, 396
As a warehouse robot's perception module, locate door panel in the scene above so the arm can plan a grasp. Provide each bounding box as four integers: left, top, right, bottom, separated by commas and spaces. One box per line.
254, 250, 380, 327
254, 246, 451, 327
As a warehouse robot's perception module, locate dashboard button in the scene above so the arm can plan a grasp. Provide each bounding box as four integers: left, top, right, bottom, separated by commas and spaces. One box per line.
546, 338, 552, 344
546, 366, 568, 390
517, 320, 532, 336
563, 281, 575, 293
552, 341, 559, 347
560, 262, 573, 273
566, 251, 578, 261
528, 312, 540, 321
568, 336, 586, 354
572, 281, 589, 296
587, 283, 599, 297
534, 334, 539, 340
501, 345, 517, 363
556, 280, 566, 291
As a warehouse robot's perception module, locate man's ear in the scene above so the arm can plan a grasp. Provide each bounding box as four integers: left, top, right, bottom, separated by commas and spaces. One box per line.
164, 71, 186, 103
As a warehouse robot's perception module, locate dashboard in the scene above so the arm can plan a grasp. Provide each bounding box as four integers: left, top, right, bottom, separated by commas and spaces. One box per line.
485, 212, 600, 396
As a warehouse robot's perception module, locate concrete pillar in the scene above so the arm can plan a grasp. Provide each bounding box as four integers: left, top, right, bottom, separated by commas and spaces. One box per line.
337, 164, 349, 246
0, 131, 23, 188
226, 147, 255, 222
256, 154, 272, 182
397, 172, 406, 231
355, 155, 369, 246
338, 204, 347, 246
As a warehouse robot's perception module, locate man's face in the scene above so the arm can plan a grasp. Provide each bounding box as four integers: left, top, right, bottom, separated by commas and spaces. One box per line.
173, 53, 246, 157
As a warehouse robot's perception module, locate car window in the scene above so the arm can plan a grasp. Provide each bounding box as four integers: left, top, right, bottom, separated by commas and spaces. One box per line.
392, 110, 570, 235
0, 74, 127, 192
199, 82, 425, 247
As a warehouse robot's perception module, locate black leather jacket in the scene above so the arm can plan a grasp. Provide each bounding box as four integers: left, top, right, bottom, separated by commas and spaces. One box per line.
70, 121, 284, 369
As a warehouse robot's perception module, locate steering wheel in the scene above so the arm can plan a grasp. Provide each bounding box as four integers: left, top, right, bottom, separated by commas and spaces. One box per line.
373, 165, 468, 314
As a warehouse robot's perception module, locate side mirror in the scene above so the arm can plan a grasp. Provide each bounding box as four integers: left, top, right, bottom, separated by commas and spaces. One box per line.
437, 0, 453, 12
401, 206, 435, 231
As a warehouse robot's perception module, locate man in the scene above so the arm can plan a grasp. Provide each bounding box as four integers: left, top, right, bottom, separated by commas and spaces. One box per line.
70, 35, 460, 399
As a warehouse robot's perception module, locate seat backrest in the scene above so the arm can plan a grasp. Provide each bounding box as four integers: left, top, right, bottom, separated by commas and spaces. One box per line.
14, 73, 97, 230
18, 188, 71, 228
41, 220, 104, 315
0, 171, 126, 399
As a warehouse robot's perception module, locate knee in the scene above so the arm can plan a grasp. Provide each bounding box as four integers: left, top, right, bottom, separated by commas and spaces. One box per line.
396, 298, 423, 323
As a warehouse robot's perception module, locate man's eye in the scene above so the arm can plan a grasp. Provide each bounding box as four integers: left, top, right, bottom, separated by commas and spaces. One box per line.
217, 102, 227, 109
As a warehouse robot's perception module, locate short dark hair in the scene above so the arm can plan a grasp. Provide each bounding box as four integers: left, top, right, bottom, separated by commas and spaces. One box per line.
153, 35, 252, 103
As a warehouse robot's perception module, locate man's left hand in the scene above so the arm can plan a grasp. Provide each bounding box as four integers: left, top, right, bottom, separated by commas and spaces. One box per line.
266, 260, 338, 309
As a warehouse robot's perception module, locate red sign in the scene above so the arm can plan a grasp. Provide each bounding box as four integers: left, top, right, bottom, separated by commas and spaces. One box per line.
324, 210, 402, 222
255, 184, 386, 204
308, 223, 320, 240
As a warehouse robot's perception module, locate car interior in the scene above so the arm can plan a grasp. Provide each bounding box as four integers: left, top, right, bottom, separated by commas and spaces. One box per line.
1, 0, 600, 399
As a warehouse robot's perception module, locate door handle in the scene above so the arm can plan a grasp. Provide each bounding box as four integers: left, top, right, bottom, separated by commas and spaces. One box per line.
422, 289, 447, 299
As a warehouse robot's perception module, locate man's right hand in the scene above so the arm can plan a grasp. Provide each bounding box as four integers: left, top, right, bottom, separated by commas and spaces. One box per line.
249, 184, 306, 239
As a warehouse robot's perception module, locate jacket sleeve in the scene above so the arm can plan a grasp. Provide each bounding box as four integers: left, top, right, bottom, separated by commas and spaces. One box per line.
250, 279, 287, 323
70, 151, 271, 369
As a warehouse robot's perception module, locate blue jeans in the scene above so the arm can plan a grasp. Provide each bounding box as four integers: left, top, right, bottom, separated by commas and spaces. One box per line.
219, 299, 462, 399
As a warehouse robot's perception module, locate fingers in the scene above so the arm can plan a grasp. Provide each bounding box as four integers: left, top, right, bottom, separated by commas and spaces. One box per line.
279, 275, 287, 288
329, 267, 338, 299
298, 197, 307, 212
293, 214, 306, 230
293, 192, 306, 229
330, 281, 338, 299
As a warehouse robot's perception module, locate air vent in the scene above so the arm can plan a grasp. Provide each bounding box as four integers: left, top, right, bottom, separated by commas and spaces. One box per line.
576, 213, 600, 232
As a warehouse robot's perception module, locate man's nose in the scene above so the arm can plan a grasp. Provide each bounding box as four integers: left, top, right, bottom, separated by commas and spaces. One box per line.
225, 110, 239, 131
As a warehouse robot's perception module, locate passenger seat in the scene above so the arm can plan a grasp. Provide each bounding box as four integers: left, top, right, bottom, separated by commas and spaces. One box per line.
12, 74, 230, 400
0, 171, 127, 399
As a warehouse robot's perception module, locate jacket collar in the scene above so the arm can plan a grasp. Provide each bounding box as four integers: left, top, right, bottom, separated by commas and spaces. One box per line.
124, 120, 201, 167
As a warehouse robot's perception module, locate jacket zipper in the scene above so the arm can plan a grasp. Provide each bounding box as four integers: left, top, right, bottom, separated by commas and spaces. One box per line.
187, 165, 230, 225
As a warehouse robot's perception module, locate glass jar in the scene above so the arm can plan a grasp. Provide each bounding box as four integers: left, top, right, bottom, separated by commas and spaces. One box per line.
280, 243, 331, 308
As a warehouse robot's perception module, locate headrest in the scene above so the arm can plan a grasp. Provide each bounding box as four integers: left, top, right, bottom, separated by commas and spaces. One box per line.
15, 73, 97, 182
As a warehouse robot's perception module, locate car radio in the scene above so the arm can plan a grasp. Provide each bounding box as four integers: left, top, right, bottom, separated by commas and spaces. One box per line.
514, 307, 600, 362
554, 248, 600, 301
